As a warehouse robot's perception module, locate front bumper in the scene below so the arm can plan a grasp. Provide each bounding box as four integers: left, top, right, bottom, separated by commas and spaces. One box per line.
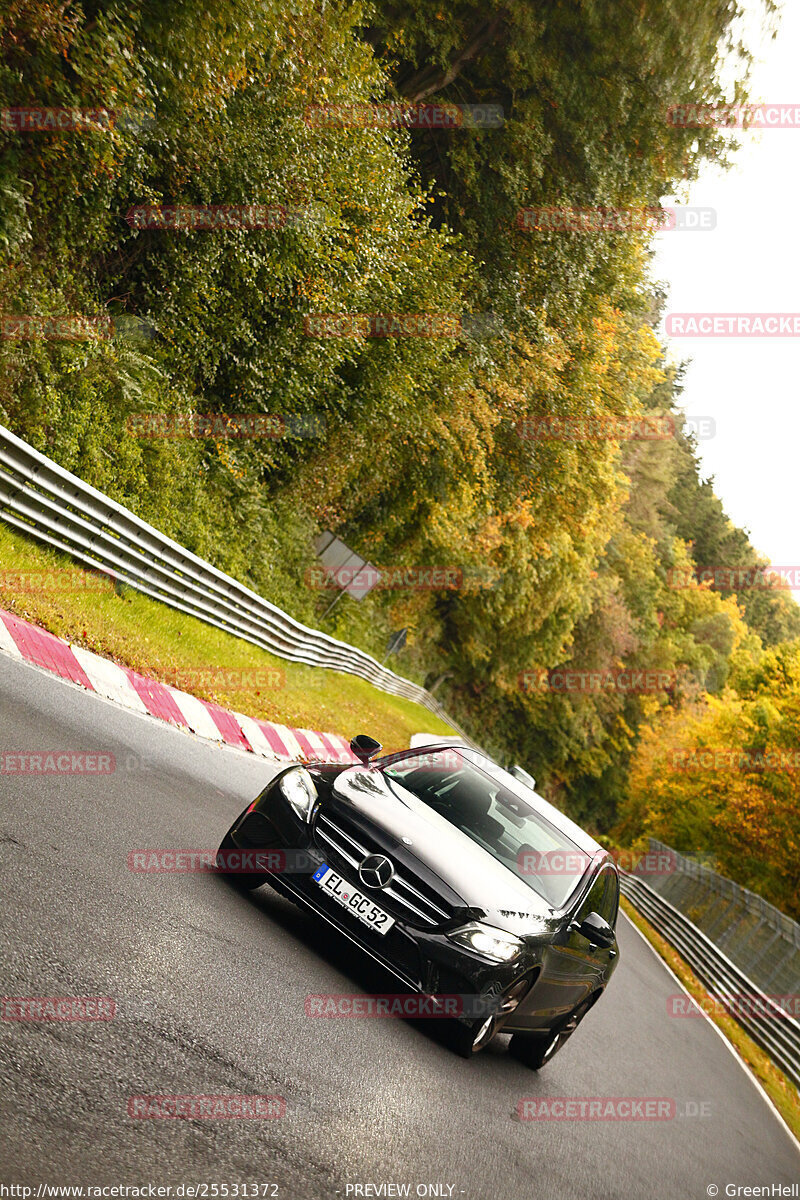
229, 803, 540, 1019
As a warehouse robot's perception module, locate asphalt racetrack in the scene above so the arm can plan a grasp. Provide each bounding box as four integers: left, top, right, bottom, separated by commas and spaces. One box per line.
1, 655, 798, 1198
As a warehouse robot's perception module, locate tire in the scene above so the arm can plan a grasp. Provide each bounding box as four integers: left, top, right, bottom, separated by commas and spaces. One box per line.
216, 830, 270, 891
508, 993, 596, 1070
450, 977, 532, 1058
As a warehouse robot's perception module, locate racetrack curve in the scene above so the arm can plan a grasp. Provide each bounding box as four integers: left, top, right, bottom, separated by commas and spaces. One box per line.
1, 654, 798, 1198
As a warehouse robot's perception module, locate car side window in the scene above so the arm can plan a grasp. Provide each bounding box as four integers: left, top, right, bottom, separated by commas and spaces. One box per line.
601, 870, 619, 927
579, 865, 618, 927
579, 868, 608, 920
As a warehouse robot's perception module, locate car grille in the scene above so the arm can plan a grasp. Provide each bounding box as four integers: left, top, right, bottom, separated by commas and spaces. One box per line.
314, 810, 453, 928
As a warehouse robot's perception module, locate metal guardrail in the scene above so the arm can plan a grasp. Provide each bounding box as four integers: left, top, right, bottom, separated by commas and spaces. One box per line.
0, 423, 471, 739
5, 424, 798, 1081
621, 872, 800, 1090
645, 839, 800, 981
633, 839, 800, 1003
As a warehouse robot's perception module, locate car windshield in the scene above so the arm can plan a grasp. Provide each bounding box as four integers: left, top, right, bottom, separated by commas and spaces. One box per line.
379, 747, 592, 908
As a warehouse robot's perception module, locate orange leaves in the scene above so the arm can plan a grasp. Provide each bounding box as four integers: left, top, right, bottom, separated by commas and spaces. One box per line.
621, 678, 800, 917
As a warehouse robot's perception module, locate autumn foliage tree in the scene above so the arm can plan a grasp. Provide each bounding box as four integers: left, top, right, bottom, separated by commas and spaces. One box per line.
2, 0, 795, 910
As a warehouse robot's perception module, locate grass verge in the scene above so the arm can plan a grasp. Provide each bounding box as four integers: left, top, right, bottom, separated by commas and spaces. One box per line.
621, 895, 800, 1141
0, 520, 456, 750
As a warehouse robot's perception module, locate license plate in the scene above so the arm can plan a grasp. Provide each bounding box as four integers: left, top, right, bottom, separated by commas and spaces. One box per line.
313, 864, 395, 935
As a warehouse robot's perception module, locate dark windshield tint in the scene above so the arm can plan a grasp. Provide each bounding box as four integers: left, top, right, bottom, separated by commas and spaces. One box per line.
381, 749, 592, 908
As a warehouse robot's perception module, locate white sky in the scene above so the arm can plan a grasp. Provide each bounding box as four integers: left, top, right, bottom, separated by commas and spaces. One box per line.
652, 1, 799, 578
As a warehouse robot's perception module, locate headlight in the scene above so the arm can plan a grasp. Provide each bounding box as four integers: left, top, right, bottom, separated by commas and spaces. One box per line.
278, 767, 317, 822
446, 922, 523, 962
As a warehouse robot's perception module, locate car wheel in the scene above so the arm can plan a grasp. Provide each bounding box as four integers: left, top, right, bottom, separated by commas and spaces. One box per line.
450, 977, 532, 1058
508, 993, 597, 1070
216, 830, 270, 890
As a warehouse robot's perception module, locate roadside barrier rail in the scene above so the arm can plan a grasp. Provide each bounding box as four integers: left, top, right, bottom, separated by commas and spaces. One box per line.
621, 870, 800, 1090
0, 423, 470, 739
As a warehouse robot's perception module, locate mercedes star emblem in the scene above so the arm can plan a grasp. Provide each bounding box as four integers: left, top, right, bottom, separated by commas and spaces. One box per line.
358, 854, 395, 889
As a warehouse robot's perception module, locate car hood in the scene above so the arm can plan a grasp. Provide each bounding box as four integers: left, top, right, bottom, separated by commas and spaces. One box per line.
328, 767, 563, 931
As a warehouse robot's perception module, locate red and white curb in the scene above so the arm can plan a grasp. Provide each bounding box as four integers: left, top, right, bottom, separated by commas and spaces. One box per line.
0, 607, 358, 766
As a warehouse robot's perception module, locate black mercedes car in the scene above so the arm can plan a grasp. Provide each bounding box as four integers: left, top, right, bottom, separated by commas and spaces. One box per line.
217, 737, 619, 1065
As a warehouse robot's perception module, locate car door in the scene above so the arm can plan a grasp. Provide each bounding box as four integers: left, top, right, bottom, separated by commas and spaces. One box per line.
567, 862, 618, 986
513, 863, 618, 1030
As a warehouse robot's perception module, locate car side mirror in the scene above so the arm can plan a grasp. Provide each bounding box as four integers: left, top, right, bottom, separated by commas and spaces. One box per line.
509, 764, 536, 789
571, 911, 615, 949
350, 735, 383, 765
